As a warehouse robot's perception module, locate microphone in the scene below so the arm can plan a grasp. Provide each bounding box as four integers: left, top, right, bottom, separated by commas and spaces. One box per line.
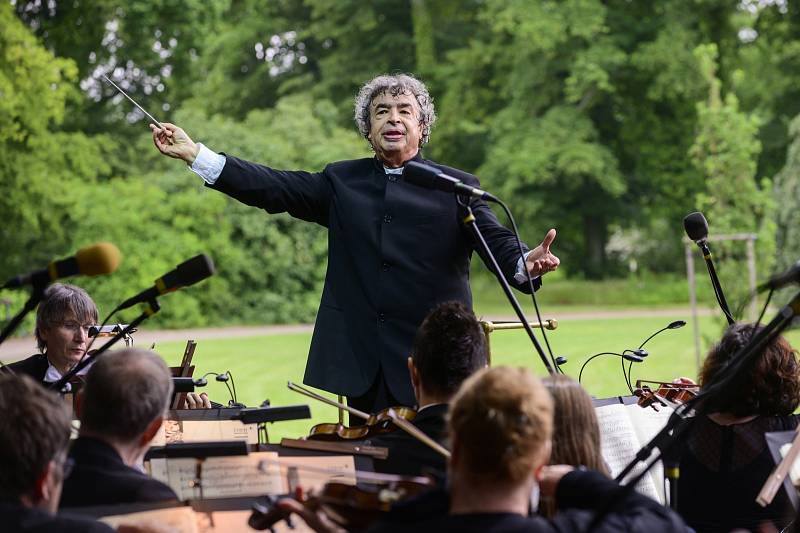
683, 211, 735, 325
758, 261, 800, 291
2, 243, 122, 289
117, 254, 215, 311
402, 161, 498, 201
683, 212, 709, 243
578, 351, 643, 385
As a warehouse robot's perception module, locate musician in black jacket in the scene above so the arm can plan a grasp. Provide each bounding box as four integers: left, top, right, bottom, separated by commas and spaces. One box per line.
60, 348, 179, 508
366, 301, 489, 477
7, 283, 98, 385
278, 367, 689, 533
0, 374, 115, 533
151, 73, 560, 413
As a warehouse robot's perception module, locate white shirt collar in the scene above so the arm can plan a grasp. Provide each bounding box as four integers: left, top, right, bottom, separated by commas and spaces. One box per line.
44, 358, 92, 391
383, 165, 404, 175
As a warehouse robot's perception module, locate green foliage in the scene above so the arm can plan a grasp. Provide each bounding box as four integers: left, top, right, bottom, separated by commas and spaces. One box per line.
774, 114, 800, 271
689, 44, 774, 317
4, 0, 800, 331
0, 4, 112, 278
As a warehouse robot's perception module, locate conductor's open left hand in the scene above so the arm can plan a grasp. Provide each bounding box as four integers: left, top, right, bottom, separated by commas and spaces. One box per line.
525, 228, 560, 278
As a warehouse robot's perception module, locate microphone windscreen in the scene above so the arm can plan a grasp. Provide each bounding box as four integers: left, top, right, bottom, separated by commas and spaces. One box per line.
622, 353, 644, 363
402, 161, 440, 188
75, 242, 122, 276
176, 254, 215, 287
683, 212, 709, 242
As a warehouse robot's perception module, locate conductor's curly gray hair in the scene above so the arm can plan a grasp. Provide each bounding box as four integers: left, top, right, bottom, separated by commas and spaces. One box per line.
354, 73, 436, 148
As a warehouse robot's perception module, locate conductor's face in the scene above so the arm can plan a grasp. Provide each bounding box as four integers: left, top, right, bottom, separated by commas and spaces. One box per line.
367, 91, 422, 168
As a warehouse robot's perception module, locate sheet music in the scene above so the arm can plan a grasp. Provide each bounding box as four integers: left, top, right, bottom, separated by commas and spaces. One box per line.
595, 403, 662, 503
150, 419, 258, 447
150, 451, 282, 500
276, 455, 357, 493
101, 506, 198, 533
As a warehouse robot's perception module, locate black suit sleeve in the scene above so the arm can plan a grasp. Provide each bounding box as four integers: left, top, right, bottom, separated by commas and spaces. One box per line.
208, 154, 332, 226
550, 470, 688, 532
469, 197, 540, 294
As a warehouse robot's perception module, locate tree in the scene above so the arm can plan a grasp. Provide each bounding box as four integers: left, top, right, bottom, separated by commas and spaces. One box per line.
0, 3, 112, 280
690, 44, 774, 314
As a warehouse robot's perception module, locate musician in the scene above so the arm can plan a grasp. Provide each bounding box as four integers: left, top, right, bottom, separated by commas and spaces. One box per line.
365, 301, 488, 477
5, 282, 211, 408
150, 73, 560, 414
540, 375, 609, 517
281, 367, 688, 532
60, 348, 179, 508
677, 323, 800, 532
6, 283, 98, 385
0, 374, 115, 532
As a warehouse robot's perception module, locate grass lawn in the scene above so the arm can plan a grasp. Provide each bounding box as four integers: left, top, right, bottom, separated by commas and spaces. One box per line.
154, 305, 792, 442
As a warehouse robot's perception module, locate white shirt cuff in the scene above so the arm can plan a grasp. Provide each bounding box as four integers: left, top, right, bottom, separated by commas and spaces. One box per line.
189, 143, 226, 184
514, 251, 540, 284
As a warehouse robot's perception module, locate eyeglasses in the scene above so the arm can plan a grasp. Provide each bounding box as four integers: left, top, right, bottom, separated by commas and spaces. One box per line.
59, 321, 93, 333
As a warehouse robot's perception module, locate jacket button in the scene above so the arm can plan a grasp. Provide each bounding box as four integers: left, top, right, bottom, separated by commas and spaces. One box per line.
383, 214, 392, 223
381, 261, 390, 271
378, 313, 386, 322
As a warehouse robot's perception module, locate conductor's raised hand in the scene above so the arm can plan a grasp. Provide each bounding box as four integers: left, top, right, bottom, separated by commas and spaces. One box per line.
149, 122, 199, 164
525, 228, 560, 278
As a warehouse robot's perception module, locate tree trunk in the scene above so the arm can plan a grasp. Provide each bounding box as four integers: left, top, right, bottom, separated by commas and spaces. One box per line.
583, 213, 607, 279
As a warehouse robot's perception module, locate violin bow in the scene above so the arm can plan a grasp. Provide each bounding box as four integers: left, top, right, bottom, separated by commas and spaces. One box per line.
257, 457, 433, 486
757, 424, 800, 507
385, 408, 451, 459
286, 382, 451, 460
287, 381, 370, 420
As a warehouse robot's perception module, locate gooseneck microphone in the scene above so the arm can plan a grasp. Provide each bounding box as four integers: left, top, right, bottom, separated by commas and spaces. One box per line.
117, 254, 215, 311
624, 320, 687, 393
578, 351, 644, 386
402, 161, 498, 201
2, 242, 122, 289
683, 212, 735, 325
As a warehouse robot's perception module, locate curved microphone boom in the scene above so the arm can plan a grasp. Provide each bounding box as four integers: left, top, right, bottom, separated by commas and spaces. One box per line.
117, 254, 215, 311
624, 320, 687, 394
2, 242, 122, 289
402, 161, 498, 202
578, 351, 644, 386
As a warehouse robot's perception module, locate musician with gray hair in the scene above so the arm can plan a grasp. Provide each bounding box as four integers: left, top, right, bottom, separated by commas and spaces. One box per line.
150, 73, 560, 414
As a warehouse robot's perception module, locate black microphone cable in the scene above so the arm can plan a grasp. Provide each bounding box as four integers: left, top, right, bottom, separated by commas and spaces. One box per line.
625, 320, 686, 395
579, 351, 643, 386
461, 194, 562, 374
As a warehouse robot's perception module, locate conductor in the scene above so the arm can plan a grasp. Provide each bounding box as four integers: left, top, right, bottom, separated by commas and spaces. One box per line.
150, 73, 559, 413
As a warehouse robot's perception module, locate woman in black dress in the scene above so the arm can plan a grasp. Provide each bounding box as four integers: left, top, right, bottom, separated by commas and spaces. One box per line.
678, 323, 800, 532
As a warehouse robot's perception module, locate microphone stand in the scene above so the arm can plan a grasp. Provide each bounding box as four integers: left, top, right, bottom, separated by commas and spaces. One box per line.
0, 285, 46, 347
50, 298, 160, 392
697, 240, 735, 325
585, 289, 800, 529
460, 201, 554, 374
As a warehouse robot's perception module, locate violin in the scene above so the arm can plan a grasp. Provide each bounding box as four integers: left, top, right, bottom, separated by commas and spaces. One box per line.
249, 477, 433, 531
634, 379, 698, 411
288, 381, 417, 440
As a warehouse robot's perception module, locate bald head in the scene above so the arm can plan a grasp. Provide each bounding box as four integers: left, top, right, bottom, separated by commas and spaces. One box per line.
80, 348, 173, 442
